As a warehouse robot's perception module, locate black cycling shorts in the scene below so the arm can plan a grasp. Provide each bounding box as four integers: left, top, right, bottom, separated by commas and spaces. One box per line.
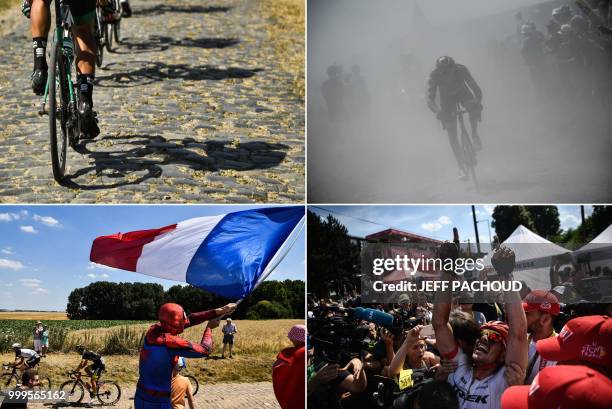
26, 356, 40, 368
65, 0, 96, 25
89, 362, 105, 378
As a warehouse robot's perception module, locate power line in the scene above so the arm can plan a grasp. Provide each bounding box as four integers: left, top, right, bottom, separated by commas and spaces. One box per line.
309, 205, 405, 232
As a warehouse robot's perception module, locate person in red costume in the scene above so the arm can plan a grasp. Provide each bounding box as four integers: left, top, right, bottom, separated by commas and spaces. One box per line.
135, 302, 237, 409
273, 324, 306, 409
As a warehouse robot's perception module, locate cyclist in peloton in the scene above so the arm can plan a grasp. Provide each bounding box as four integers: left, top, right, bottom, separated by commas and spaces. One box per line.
12, 343, 41, 369
426, 56, 483, 180
74, 344, 106, 402
22, 0, 100, 138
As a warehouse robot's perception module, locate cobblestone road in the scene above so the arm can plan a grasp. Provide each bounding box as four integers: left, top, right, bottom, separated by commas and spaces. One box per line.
0, 0, 304, 203
14, 382, 280, 409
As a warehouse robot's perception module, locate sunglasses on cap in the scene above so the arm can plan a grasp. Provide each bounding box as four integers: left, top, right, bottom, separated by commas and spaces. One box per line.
481, 329, 505, 345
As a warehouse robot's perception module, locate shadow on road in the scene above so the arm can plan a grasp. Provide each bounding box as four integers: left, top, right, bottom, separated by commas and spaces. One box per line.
137, 4, 231, 16
113, 36, 239, 55
96, 61, 261, 87
62, 134, 288, 190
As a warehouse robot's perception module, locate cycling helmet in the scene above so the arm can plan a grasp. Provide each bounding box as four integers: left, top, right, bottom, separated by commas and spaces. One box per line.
436, 56, 455, 69
75, 344, 85, 353
552, 5, 571, 24
158, 303, 189, 335
12, 343, 21, 349
175, 357, 186, 370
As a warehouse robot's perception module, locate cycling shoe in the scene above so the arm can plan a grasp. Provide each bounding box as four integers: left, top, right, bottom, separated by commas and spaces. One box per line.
78, 100, 100, 139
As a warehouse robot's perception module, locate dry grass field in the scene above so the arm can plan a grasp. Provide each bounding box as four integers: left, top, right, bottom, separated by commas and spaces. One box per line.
0, 312, 68, 320
1, 319, 302, 386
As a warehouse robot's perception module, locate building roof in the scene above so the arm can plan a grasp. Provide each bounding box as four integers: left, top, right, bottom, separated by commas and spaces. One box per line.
365, 228, 442, 244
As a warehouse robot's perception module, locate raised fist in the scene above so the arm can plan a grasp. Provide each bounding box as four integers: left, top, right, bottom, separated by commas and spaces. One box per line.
491, 246, 516, 277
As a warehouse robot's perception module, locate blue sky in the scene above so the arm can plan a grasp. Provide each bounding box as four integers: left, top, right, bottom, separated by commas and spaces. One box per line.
309, 204, 592, 245
0, 205, 305, 311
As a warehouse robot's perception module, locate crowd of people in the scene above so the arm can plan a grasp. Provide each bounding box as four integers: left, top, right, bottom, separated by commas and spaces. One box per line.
307, 246, 612, 409
321, 64, 371, 122
516, 2, 612, 108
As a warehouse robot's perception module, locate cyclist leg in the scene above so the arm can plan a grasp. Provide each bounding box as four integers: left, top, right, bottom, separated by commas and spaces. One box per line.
68, 0, 100, 138
439, 100, 465, 176
461, 97, 482, 150
120, 0, 132, 18
29, 0, 51, 95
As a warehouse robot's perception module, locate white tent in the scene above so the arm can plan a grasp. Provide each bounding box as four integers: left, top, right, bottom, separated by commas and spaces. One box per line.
574, 225, 612, 272
481, 225, 569, 291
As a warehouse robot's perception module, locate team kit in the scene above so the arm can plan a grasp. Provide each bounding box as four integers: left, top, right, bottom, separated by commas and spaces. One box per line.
0, 1, 611, 409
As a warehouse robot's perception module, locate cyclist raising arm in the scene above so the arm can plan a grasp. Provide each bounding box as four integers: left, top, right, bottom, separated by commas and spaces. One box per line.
73, 345, 105, 402
433, 240, 528, 409
23, 0, 100, 138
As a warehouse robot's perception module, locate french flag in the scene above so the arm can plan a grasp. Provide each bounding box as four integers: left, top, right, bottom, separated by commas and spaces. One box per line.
90, 206, 304, 299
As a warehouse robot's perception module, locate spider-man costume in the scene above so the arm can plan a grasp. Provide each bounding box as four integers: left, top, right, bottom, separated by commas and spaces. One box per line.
134, 303, 218, 409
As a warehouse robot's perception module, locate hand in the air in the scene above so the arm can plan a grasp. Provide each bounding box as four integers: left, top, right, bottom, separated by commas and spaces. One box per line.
491, 246, 516, 277
218, 303, 238, 316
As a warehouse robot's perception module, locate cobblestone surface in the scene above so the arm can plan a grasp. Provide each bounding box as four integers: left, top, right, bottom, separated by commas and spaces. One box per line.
0, 0, 304, 203
18, 382, 280, 409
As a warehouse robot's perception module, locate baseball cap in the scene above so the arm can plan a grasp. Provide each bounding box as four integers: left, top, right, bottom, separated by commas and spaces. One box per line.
522, 290, 560, 316
501, 365, 612, 409
536, 315, 611, 367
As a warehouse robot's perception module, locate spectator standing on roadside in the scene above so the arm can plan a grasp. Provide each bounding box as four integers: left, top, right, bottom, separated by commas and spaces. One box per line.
221, 318, 237, 359
273, 324, 306, 409
32, 321, 43, 354
41, 325, 49, 357
170, 357, 194, 409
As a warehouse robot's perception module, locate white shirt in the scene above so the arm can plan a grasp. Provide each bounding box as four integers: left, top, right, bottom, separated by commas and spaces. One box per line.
447, 348, 507, 409
525, 335, 556, 384
16, 348, 38, 359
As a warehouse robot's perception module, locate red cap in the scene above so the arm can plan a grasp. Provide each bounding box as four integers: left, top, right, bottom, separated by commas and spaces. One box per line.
501, 365, 612, 409
522, 290, 560, 316
536, 315, 611, 367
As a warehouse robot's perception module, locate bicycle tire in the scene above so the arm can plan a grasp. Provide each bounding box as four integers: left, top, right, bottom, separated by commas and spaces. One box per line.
114, 20, 121, 44
105, 19, 113, 52
35, 376, 52, 390
97, 380, 121, 405
185, 374, 199, 396
59, 380, 84, 403
0, 373, 18, 393
95, 14, 104, 67
48, 34, 69, 183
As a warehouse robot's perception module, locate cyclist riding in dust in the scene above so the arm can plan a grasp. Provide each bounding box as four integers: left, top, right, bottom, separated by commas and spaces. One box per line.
73, 344, 106, 403
21, 0, 102, 139
426, 56, 483, 180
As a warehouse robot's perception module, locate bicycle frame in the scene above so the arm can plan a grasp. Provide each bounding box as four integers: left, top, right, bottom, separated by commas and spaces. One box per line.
40, 0, 76, 116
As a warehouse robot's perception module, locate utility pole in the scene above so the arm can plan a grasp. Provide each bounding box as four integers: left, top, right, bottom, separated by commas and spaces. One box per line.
471, 205, 481, 254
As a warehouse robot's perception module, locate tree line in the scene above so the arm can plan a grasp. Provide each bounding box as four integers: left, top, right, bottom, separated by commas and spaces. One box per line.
66, 280, 304, 320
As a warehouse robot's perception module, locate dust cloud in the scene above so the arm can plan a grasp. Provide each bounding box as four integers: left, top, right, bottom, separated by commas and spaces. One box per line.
307, 0, 612, 203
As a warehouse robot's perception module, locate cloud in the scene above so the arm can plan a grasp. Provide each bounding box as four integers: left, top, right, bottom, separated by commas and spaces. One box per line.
0, 211, 28, 222
5, 282, 13, 287
1, 247, 14, 255
19, 278, 42, 288
86, 273, 110, 279
33, 215, 61, 227
20, 226, 38, 234
0, 213, 13, 222
421, 222, 443, 232
87, 262, 118, 272
560, 213, 580, 229
483, 205, 495, 215
438, 216, 452, 225
31, 287, 49, 295
0, 258, 24, 270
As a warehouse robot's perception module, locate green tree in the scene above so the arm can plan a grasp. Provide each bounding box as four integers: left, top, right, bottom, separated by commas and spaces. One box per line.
307, 210, 361, 299
491, 206, 534, 242
525, 206, 561, 239
245, 300, 291, 319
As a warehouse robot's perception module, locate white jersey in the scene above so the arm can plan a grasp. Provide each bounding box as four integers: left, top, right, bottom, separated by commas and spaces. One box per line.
447, 348, 507, 409
16, 348, 38, 359
525, 335, 556, 384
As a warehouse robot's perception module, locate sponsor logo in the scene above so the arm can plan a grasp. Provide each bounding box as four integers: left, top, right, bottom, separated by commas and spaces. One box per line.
452, 385, 489, 404
581, 342, 606, 361
541, 302, 551, 310
559, 326, 573, 342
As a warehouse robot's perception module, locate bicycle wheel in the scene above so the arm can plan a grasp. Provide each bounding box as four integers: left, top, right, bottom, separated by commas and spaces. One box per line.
97, 381, 121, 405
105, 19, 113, 52
0, 374, 18, 393
113, 20, 121, 44
95, 14, 104, 66
48, 35, 70, 183
185, 374, 199, 396
59, 380, 84, 403
33, 376, 52, 390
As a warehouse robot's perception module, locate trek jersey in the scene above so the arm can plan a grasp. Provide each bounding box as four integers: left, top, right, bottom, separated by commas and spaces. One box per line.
447, 348, 507, 409
82, 351, 104, 366
524, 332, 556, 384
134, 309, 217, 408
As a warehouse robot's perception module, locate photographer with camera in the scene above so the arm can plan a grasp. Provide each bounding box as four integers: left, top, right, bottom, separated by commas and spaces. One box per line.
433, 236, 528, 409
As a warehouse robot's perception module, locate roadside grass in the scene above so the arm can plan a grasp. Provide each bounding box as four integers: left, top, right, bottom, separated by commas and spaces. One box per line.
259, 0, 305, 99
0, 319, 301, 385
0, 0, 18, 13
